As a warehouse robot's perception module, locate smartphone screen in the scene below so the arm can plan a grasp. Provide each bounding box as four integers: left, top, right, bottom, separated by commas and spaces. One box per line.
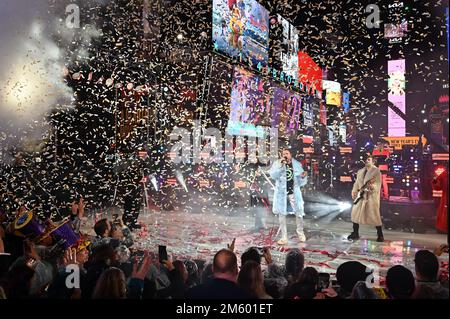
318, 273, 331, 291
158, 245, 168, 263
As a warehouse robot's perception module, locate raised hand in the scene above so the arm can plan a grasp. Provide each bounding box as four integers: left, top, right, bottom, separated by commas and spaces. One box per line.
132, 251, 152, 280
63, 248, 78, 266
262, 247, 273, 265
227, 238, 236, 252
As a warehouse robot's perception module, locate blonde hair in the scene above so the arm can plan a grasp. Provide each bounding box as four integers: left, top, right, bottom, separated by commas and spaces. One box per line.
92, 267, 127, 299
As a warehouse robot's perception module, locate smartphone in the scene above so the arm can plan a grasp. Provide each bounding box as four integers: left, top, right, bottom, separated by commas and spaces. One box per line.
158, 245, 168, 263
317, 273, 331, 291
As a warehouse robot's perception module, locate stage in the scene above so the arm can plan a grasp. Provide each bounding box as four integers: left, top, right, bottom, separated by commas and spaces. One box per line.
84, 206, 448, 284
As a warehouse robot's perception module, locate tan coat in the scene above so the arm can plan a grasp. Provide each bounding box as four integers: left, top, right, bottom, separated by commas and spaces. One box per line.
351, 166, 382, 226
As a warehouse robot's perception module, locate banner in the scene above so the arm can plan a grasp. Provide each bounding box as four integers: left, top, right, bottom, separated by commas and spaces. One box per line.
382, 136, 426, 150
388, 59, 406, 136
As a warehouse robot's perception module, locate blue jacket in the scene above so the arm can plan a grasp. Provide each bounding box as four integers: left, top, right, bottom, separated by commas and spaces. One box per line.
269, 159, 308, 216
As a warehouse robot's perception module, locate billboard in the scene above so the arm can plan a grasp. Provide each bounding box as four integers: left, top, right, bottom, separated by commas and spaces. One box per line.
323, 80, 341, 106
227, 67, 272, 137
212, 0, 269, 69
387, 59, 406, 137
384, 20, 408, 38
278, 14, 299, 81
298, 52, 323, 94
271, 85, 302, 137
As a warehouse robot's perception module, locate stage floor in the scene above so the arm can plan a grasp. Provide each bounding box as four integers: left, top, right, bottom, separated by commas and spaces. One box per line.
87, 206, 448, 284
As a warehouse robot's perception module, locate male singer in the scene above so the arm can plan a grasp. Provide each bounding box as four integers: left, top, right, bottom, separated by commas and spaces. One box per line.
347, 155, 384, 242
269, 147, 308, 245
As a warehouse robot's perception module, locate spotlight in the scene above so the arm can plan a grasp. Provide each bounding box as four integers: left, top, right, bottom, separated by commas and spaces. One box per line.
339, 202, 352, 212
423, 119, 428, 123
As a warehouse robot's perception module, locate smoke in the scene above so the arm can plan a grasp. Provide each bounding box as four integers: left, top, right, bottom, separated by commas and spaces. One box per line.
0, 0, 103, 162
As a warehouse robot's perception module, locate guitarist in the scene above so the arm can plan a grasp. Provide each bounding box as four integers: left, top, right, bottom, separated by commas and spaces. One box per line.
347, 155, 384, 242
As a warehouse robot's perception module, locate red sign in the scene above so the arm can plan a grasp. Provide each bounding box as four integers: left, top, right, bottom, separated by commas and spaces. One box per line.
298, 52, 322, 93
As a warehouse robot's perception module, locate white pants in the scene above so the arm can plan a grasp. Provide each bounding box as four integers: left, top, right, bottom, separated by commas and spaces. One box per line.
279, 194, 304, 240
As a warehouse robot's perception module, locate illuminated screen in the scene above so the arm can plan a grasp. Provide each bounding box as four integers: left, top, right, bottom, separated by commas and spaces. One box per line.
384, 20, 407, 38
227, 67, 272, 137
323, 80, 341, 106
271, 85, 302, 137
388, 59, 406, 137
213, 0, 269, 69
298, 52, 323, 93
278, 14, 299, 81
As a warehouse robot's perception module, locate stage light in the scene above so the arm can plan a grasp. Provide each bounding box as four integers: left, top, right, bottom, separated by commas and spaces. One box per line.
414, 179, 418, 183
414, 187, 418, 190
406, 183, 410, 186
421, 110, 425, 114
447, 118, 449, 123
339, 202, 352, 212
423, 119, 428, 123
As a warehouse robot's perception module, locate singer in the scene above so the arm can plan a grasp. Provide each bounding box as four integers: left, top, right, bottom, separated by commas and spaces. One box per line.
269, 147, 308, 245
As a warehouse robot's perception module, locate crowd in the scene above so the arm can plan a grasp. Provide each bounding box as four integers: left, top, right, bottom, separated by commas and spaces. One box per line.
0, 205, 448, 300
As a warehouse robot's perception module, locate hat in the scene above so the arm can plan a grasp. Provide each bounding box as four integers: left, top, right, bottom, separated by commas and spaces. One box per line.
73, 238, 92, 252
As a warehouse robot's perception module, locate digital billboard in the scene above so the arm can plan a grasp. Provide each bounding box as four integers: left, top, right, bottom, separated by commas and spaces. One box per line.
278, 14, 299, 81
212, 0, 269, 69
227, 67, 272, 137
298, 52, 323, 94
384, 20, 408, 38
271, 85, 302, 137
323, 80, 341, 106
388, 59, 406, 137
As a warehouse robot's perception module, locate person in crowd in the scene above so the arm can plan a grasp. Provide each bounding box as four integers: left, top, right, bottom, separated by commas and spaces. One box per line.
201, 262, 213, 284
92, 217, 133, 249
335, 261, 370, 298
187, 249, 252, 299
8, 239, 54, 297
70, 197, 85, 234
414, 249, 449, 299
284, 248, 305, 285
92, 251, 152, 299
82, 242, 117, 299
1, 264, 35, 299
284, 267, 326, 299
92, 267, 127, 299
47, 240, 91, 299
385, 265, 415, 299
241, 247, 262, 266
183, 259, 200, 289
350, 281, 379, 299
237, 261, 272, 299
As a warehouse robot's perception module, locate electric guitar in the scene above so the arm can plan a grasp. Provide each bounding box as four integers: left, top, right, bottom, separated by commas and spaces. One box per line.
353, 177, 376, 205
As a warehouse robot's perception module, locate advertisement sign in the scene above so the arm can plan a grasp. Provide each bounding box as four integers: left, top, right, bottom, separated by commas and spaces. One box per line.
382, 136, 426, 150
388, 59, 406, 137
228, 67, 272, 137
298, 52, 323, 94
323, 80, 341, 106
213, 0, 269, 69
